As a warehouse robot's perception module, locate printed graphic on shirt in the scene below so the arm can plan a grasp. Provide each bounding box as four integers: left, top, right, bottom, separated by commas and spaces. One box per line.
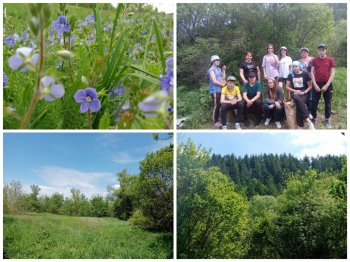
292, 77, 303, 89
226, 95, 237, 101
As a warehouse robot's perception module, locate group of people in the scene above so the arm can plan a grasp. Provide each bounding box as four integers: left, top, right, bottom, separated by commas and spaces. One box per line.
208, 43, 336, 129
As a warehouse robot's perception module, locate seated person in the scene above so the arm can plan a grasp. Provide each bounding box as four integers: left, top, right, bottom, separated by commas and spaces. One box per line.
243, 72, 262, 126
286, 61, 315, 129
220, 76, 244, 130
264, 78, 284, 129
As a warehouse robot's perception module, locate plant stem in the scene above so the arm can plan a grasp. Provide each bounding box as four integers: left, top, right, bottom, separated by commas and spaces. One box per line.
20, 23, 45, 129
88, 109, 92, 129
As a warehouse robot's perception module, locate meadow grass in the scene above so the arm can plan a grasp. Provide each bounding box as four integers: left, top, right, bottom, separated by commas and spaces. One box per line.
4, 212, 173, 259
177, 67, 347, 129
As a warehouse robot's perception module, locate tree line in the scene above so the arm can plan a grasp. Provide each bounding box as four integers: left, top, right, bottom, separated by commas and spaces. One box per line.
177, 3, 347, 84
177, 140, 346, 259
3, 145, 173, 232
206, 153, 343, 197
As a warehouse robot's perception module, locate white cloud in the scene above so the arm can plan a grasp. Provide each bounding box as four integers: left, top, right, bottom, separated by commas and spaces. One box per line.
112, 152, 143, 165
32, 166, 116, 197
290, 132, 346, 158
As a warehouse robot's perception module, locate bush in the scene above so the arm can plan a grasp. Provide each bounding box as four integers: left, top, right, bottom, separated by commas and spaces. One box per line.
128, 210, 154, 228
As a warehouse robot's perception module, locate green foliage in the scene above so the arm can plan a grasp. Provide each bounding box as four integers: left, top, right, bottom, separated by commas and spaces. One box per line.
177, 140, 248, 258
3, 181, 24, 214
138, 145, 173, 232
178, 140, 347, 259
4, 213, 172, 258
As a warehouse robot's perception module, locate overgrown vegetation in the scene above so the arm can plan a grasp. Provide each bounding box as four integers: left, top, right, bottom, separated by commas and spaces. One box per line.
177, 140, 347, 259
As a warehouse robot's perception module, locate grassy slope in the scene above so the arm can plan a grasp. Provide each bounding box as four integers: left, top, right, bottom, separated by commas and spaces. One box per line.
4, 213, 172, 259
177, 67, 347, 129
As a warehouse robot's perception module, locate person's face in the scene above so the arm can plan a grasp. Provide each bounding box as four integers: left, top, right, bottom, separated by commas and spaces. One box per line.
292, 64, 300, 73
267, 80, 275, 89
213, 59, 221, 66
246, 53, 252, 61
249, 76, 256, 83
227, 81, 235, 89
281, 49, 287, 56
300, 50, 308, 58
267, 46, 274, 54
317, 48, 327, 58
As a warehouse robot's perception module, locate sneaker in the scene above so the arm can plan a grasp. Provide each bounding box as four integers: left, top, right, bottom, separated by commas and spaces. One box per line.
264, 118, 271, 126
222, 125, 227, 130
235, 123, 241, 130
297, 126, 303, 130
214, 122, 222, 128
324, 118, 332, 129
276, 121, 282, 129
306, 118, 315, 130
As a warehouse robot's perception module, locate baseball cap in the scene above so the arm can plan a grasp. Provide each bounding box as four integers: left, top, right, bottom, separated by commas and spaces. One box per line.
248, 72, 256, 78
227, 76, 236, 82
299, 47, 309, 53
317, 44, 327, 49
210, 55, 220, 63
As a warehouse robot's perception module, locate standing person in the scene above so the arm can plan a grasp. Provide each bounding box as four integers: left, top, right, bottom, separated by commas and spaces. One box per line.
286, 61, 315, 129
278, 46, 292, 97
299, 47, 313, 75
220, 76, 244, 130
310, 44, 336, 128
262, 43, 279, 83
239, 51, 261, 84
264, 78, 284, 129
208, 55, 226, 128
243, 72, 262, 126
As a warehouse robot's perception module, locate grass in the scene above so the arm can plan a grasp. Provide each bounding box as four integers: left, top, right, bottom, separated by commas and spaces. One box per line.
4, 212, 173, 259
177, 67, 347, 129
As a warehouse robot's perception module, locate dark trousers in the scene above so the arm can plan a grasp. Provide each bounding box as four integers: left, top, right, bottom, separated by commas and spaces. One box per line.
220, 102, 244, 126
291, 92, 309, 127
244, 99, 262, 121
263, 103, 284, 121
211, 92, 221, 123
311, 82, 333, 120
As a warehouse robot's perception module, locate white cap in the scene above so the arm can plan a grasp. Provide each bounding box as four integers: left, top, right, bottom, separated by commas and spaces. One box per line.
280, 46, 288, 50
210, 55, 220, 63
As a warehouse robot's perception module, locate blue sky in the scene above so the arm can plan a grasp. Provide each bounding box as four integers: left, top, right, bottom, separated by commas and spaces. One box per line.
178, 132, 347, 158
4, 133, 172, 197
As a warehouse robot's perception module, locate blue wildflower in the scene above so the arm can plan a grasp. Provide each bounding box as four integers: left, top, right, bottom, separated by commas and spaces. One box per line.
3, 72, 8, 88
74, 87, 101, 113
8, 47, 39, 72
85, 34, 96, 46
4, 36, 16, 48
85, 14, 95, 24
138, 90, 168, 117
51, 16, 71, 37
160, 69, 173, 93
113, 87, 125, 95
21, 31, 28, 42
13, 33, 20, 42
167, 106, 173, 113
166, 57, 173, 70
39, 76, 65, 102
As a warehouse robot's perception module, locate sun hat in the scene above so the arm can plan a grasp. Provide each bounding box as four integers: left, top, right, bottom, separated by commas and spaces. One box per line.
227, 76, 236, 82
280, 46, 288, 50
210, 55, 220, 63
299, 47, 309, 53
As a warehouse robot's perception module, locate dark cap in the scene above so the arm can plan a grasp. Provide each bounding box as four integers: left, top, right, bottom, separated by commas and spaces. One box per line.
227, 76, 236, 82
317, 44, 327, 49
248, 72, 256, 78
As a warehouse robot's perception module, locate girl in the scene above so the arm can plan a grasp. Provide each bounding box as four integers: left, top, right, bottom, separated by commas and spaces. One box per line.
239, 51, 261, 84
262, 43, 279, 83
264, 78, 284, 129
278, 46, 292, 97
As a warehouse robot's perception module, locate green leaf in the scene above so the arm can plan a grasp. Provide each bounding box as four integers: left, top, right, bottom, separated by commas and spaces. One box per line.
98, 108, 110, 129
152, 19, 166, 75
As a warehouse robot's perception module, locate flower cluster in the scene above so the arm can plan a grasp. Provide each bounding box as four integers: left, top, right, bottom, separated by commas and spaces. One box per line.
51, 16, 71, 37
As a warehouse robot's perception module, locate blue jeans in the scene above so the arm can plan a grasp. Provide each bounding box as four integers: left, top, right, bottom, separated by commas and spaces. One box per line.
263, 103, 284, 121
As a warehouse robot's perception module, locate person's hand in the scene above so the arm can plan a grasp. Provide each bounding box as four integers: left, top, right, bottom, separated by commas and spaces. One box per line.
247, 100, 253, 107
321, 84, 328, 92
269, 104, 274, 109
295, 90, 303, 96
222, 65, 226, 71
231, 100, 236, 105
275, 101, 281, 109
273, 54, 279, 62
243, 79, 248, 84
314, 84, 321, 92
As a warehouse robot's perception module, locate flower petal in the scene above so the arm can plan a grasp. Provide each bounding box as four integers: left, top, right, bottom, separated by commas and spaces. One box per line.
8, 55, 24, 70
85, 87, 98, 99
90, 98, 101, 112
74, 89, 87, 103
16, 47, 32, 57
50, 84, 65, 98
80, 101, 89, 113
41, 76, 55, 88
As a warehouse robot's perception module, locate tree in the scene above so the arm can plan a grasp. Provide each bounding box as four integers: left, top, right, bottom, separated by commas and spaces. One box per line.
177, 140, 248, 258
3, 181, 24, 214
90, 195, 108, 217
137, 145, 173, 231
